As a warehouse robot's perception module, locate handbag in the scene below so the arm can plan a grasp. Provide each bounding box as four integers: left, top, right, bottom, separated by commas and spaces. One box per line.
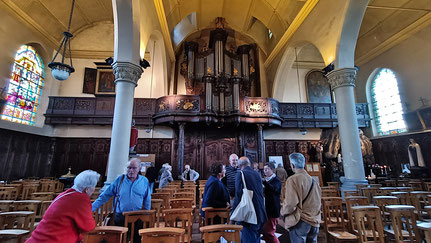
230, 171, 257, 224
103, 175, 125, 226
279, 178, 314, 229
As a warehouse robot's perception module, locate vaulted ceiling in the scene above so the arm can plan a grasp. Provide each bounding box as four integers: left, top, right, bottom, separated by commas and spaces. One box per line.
1, 0, 430, 65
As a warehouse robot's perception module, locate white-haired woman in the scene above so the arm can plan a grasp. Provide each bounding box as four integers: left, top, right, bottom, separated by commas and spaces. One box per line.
26, 170, 100, 243
159, 164, 173, 188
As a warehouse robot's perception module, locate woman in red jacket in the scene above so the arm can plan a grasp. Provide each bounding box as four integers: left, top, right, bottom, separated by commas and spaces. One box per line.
26, 170, 100, 243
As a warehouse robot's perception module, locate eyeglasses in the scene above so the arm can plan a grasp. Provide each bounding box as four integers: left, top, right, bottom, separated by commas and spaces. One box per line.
127, 166, 139, 170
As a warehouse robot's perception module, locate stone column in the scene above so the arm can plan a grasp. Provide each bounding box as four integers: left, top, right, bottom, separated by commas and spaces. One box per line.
257, 124, 265, 163
177, 122, 185, 177
106, 62, 143, 184
327, 68, 367, 191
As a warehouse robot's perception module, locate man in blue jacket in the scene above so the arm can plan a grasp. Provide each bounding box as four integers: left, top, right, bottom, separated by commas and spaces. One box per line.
232, 156, 267, 243
92, 158, 151, 242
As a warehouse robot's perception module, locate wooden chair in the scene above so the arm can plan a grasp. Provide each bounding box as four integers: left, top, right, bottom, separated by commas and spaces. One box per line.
201, 207, 230, 226
344, 196, 370, 232
322, 189, 338, 197
385, 205, 422, 242
5, 185, 21, 200
352, 206, 385, 243
409, 181, 424, 191
123, 210, 156, 243
355, 184, 368, 195
397, 180, 409, 187
383, 180, 397, 187
150, 199, 164, 227
0, 211, 35, 232
54, 181, 64, 193
139, 227, 185, 243
396, 186, 413, 192
0, 201, 13, 212
0, 229, 29, 243
373, 196, 398, 226
0, 188, 14, 200
391, 192, 412, 205
30, 192, 53, 201
424, 182, 431, 192
322, 197, 357, 242
410, 191, 430, 219
83, 226, 128, 243
379, 187, 397, 196
39, 201, 52, 219
173, 193, 195, 207
163, 208, 193, 242
343, 190, 359, 198
169, 198, 194, 209
152, 193, 171, 210
21, 184, 39, 200
200, 224, 243, 243
93, 197, 114, 226
12, 201, 41, 218
39, 180, 56, 192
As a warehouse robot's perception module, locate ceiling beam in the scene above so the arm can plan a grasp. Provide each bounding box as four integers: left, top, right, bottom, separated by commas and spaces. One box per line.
264, 0, 319, 68
355, 11, 431, 66
154, 0, 175, 62
367, 5, 431, 12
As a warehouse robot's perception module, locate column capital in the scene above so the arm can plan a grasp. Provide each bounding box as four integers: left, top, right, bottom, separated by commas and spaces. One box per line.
326, 68, 357, 91
112, 62, 143, 86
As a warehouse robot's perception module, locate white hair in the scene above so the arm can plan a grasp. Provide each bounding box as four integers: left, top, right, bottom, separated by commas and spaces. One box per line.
289, 153, 305, 169
238, 157, 250, 167
72, 170, 100, 192
126, 158, 142, 168
162, 163, 170, 168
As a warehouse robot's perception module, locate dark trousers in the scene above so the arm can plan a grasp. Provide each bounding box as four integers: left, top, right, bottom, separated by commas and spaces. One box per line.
115, 213, 143, 243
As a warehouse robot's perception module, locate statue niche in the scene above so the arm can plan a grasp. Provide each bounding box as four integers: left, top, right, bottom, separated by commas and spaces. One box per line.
180, 25, 260, 114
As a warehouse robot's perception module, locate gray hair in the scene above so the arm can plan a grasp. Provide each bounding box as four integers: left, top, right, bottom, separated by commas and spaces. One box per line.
72, 170, 100, 192
126, 158, 142, 168
238, 156, 250, 167
289, 153, 305, 169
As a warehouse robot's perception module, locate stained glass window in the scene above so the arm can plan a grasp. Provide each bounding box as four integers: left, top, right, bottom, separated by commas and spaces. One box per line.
1, 45, 45, 125
371, 68, 406, 135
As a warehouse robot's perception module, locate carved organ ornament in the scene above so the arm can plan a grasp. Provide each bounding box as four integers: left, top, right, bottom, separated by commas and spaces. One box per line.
181, 28, 259, 115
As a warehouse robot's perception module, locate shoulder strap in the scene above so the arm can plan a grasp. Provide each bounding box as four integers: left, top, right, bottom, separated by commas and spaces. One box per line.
52, 191, 77, 205
302, 178, 314, 205
113, 175, 125, 214
240, 171, 248, 190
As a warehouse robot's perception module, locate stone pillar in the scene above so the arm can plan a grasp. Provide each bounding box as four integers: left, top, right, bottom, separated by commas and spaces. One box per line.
257, 124, 265, 163
106, 62, 143, 183
327, 68, 367, 191
177, 122, 185, 177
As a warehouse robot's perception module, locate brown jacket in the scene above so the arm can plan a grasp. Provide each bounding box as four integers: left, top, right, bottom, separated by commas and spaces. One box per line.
280, 169, 321, 227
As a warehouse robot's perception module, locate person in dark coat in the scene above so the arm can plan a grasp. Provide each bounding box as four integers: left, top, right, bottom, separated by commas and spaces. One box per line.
200, 162, 230, 224
144, 164, 158, 194
232, 157, 267, 243
262, 162, 281, 243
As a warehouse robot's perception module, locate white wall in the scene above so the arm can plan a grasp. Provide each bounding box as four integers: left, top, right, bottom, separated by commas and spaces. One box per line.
0, 6, 59, 136
356, 24, 431, 112
264, 128, 322, 140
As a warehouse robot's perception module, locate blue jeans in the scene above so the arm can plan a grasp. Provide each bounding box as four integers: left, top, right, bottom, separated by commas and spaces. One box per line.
289, 220, 319, 243
240, 223, 262, 243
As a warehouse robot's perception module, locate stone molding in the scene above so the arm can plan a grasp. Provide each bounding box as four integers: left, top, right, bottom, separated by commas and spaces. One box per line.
112, 62, 143, 86
326, 68, 357, 91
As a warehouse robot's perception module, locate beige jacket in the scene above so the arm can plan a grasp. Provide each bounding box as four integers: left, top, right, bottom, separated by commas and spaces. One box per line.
280, 169, 321, 227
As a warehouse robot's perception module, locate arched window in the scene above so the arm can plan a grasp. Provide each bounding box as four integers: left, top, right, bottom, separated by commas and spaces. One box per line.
1, 45, 45, 125
371, 68, 406, 135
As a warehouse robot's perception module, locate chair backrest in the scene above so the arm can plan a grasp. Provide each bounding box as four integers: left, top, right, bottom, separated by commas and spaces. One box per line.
39, 201, 53, 219
93, 197, 114, 226
379, 187, 397, 196
408, 181, 423, 191
201, 207, 230, 225
322, 197, 345, 232
123, 210, 156, 243
397, 180, 409, 187
152, 193, 171, 209
386, 205, 422, 242
151, 199, 164, 227
0, 190, 11, 200
30, 192, 54, 201
0, 211, 35, 231
200, 225, 243, 243
170, 198, 194, 209
321, 189, 338, 197
54, 181, 64, 193
410, 191, 431, 219
163, 208, 193, 243
391, 191, 412, 205
424, 182, 431, 192
0, 229, 30, 243
355, 184, 368, 194
343, 190, 359, 198
12, 201, 41, 215
139, 227, 185, 243
0, 201, 14, 212
39, 181, 57, 192
383, 180, 397, 187
373, 196, 398, 222
83, 226, 128, 243
352, 206, 385, 243
345, 196, 370, 232
21, 184, 39, 200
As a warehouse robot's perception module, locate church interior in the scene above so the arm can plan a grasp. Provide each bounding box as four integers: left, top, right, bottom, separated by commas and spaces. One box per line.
1, 0, 431, 242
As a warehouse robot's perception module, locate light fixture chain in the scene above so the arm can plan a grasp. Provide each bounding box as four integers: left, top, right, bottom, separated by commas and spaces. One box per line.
67, 0, 76, 32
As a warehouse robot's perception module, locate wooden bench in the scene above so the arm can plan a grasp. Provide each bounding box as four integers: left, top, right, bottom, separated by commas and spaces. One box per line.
83, 226, 128, 243
139, 227, 185, 243
200, 224, 243, 243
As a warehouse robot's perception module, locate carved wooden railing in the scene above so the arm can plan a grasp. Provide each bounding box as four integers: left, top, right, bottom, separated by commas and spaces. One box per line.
45, 96, 370, 128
